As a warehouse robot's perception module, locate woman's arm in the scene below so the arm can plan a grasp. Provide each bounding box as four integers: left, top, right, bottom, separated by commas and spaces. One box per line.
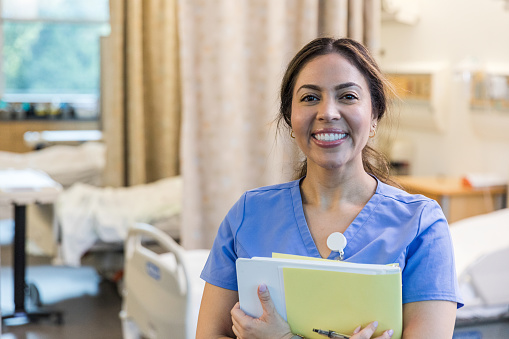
402, 300, 457, 339
196, 282, 239, 339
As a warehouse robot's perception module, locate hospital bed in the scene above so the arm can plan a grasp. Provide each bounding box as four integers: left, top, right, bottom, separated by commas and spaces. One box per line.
0, 142, 106, 257
450, 208, 509, 338
120, 223, 209, 339
0, 142, 182, 274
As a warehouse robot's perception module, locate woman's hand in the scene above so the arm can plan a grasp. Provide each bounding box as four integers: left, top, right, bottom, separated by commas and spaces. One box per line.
350, 322, 394, 339
229, 283, 394, 339
230, 284, 294, 339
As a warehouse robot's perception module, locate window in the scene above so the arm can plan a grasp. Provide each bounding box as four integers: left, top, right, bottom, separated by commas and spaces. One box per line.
1, 0, 110, 119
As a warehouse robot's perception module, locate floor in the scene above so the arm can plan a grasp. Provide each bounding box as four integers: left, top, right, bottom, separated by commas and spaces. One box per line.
1, 220, 123, 339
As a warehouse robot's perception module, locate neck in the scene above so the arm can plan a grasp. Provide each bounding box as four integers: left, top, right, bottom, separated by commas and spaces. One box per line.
300, 163, 377, 210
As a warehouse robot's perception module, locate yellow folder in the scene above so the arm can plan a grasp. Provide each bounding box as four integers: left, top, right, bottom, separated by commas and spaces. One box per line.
236, 253, 402, 339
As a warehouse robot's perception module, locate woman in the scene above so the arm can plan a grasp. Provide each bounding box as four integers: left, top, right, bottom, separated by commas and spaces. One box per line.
196, 38, 462, 339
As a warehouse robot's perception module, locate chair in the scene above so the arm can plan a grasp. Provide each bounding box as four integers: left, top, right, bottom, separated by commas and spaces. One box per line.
120, 223, 209, 339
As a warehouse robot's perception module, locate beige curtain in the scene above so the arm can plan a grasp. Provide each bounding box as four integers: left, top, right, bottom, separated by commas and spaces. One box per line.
102, 0, 180, 187
179, 0, 382, 249
319, 0, 381, 55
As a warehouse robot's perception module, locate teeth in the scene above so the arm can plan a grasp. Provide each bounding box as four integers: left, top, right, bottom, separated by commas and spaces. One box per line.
314, 133, 346, 141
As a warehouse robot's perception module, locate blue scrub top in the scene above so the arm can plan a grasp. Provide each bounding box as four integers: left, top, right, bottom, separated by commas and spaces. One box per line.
201, 178, 463, 307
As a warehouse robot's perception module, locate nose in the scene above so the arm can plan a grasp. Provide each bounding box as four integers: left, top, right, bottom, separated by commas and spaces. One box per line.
317, 97, 341, 121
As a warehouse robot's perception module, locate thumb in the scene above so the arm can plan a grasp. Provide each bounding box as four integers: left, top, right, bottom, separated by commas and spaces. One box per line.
257, 284, 276, 316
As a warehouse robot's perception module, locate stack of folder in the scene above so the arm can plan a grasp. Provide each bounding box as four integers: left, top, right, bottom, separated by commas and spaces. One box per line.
237, 253, 402, 339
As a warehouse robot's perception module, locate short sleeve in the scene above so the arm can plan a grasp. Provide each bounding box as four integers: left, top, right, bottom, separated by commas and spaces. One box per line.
402, 200, 464, 308
200, 193, 246, 291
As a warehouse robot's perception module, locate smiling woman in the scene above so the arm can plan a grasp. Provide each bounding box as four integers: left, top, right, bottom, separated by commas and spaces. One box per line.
196, 38, 463, 339
278, 39, 395, 184
290, 53, 375, 177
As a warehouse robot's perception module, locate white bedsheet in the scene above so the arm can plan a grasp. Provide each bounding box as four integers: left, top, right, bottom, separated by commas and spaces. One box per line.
56, 176, 182, 266
450, 208, 509, 319
450, 208, 509, 277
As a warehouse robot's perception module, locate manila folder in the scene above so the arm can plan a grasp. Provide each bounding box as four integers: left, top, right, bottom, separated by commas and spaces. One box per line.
236, 256, 402, 339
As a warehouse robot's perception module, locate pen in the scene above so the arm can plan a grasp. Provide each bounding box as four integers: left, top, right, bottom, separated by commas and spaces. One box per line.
313, 328, 351, 339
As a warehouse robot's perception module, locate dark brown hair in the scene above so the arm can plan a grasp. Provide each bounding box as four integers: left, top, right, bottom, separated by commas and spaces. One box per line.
277, 37, 395, 184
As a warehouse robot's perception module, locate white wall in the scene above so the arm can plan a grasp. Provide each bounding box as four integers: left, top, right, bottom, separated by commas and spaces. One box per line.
380, 0, 509, 178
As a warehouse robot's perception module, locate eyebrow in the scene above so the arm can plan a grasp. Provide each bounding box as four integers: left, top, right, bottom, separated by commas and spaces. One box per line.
296, 82, 361, 93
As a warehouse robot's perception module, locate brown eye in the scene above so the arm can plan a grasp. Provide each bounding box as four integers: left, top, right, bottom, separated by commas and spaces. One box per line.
302, 95, 319, 102
340, 93, 358, 101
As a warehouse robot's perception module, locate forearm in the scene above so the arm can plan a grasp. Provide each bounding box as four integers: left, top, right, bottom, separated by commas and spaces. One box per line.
196, 283, 239, 339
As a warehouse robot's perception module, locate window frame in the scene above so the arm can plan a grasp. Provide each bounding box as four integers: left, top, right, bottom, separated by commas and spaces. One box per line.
0, 0, 110, 116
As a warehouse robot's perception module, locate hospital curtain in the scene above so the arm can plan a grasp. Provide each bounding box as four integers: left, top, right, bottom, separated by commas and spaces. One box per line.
179, 0, 382, 249
102, 0, 180, 187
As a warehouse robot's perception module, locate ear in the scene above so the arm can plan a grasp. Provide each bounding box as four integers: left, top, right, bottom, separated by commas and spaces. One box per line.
370, 119, 377, 132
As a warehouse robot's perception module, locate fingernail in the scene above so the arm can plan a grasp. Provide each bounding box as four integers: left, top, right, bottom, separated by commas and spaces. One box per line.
387, 329, 394, 337
258, 284, 267, 293
373, 321, 378, 328
353, 326, 361, 334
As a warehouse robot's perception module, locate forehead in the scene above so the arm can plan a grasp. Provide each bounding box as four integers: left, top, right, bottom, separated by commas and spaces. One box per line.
294, 53, 368, 90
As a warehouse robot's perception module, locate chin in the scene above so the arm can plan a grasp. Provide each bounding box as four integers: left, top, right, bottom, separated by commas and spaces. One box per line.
310, 156, 358, 172
315, 162, 345, 171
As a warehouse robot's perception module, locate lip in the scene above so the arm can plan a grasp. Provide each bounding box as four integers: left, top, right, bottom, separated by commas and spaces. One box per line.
311, 128, 348, 148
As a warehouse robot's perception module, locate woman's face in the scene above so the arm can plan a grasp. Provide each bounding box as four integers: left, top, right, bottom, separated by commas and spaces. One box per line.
290, 53, 376, 174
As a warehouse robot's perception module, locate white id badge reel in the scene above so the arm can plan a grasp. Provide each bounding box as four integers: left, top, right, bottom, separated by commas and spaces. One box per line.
327, 232, 347, 261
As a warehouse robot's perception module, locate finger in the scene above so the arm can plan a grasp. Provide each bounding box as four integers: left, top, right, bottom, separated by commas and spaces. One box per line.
374, 329, 394, 339
353, 325, 361, 334
232, 324, 241, 339
257, 283, 276, 316
231, 312, 241, 329
230, 302, 241, 315
231, 308, 252, 327
230, 302, 242, 321
231, 301, 253, 327
231, 314, 247, 339
353, 321, 378, 338
231, 302, 240, 313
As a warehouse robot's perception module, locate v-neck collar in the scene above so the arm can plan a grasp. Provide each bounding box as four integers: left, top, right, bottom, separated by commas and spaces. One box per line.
290, 176, 383, 260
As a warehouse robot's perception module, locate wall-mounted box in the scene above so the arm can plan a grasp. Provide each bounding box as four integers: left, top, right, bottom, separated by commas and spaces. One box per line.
467, 66, 509, 141
470, 72, 509, 112
384, 63, 448, 133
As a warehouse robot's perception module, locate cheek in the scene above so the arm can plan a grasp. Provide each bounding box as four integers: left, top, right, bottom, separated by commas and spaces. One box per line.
349, 114, 370, 134
356, 106, 374, 133
290, 113, 310, 138
290, 103, 302, 129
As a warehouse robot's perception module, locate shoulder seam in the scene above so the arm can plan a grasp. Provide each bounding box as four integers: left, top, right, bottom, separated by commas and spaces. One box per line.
405, 200, 433, 255
376, 191, 433, 205
246, 181, 299, 194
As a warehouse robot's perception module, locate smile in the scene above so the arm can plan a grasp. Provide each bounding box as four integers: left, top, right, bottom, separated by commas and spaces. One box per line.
313, 132, 347, 142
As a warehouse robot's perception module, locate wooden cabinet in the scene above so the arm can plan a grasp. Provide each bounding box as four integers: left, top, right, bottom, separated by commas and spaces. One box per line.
395, 176, 507, 224
0, 120, 100, 153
